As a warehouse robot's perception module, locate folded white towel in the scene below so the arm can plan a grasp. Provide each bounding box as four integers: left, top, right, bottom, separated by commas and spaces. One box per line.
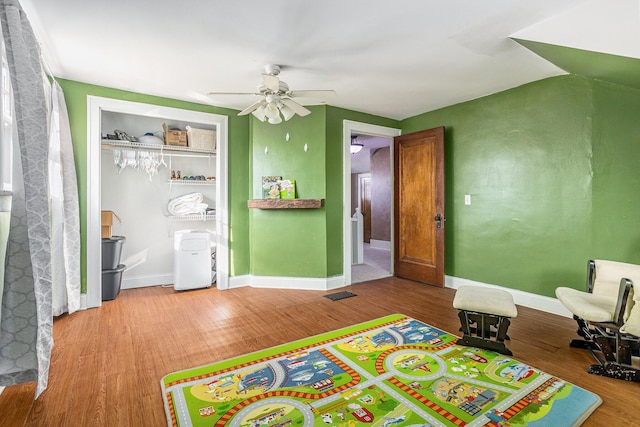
168, 192, 208, 216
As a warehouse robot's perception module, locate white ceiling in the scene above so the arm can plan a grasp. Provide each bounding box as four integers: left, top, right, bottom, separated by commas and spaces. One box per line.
19, 0, 639, 120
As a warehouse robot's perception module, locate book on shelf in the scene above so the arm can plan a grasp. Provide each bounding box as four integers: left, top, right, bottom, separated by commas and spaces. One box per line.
262, 176, 282, 199
279, 179, 296, 199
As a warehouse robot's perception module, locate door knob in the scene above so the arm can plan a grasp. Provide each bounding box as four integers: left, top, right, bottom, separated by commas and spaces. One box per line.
434, 213, 443, 228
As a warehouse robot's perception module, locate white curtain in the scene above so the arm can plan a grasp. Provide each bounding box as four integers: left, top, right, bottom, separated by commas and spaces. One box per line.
0, 0, 56, 398
48, 79, 81, 316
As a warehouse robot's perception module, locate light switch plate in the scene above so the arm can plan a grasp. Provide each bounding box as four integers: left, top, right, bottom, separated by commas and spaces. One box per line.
465, 194, 471, 205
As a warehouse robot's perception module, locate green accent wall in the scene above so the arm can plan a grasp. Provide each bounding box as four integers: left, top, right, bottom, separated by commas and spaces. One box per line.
591, 81, 640, 260
401, 75, 640, 297
57, 79, 250, 292
249, 106, 328, 277
249, 105, 399, 278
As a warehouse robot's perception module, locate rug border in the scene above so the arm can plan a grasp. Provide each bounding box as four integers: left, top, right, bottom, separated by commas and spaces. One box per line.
572, 394, 603, 427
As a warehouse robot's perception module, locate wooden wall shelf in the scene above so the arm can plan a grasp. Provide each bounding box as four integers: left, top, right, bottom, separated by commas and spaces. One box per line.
247, 199, 325, 209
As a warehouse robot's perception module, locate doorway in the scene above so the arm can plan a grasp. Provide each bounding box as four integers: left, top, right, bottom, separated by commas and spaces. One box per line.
343, 121, 401, 286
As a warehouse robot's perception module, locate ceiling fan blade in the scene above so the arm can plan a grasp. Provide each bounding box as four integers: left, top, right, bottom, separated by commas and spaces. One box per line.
208, 92, 260, 96
238, 100, 266, 116
288, 90, 336, 100
281, 98, 311, 117
262, 74, 280, 92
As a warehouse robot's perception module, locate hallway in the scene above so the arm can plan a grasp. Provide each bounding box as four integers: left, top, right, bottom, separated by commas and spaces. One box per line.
351, 243, 391, 284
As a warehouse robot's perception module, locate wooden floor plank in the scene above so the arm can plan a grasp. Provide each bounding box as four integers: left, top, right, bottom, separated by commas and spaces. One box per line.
0, 277, 636, 426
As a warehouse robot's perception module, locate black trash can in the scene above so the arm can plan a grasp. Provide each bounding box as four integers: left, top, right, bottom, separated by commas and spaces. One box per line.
102, 236, 126, 269
102, 264, 125, 301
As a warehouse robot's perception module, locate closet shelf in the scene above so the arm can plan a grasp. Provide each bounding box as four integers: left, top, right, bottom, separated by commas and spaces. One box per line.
166, 213, 216, 222
167, 180, 216, 185
101, 140, 215, 157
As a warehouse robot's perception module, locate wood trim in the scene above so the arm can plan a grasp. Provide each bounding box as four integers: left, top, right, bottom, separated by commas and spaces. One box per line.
247, 199, 325, 209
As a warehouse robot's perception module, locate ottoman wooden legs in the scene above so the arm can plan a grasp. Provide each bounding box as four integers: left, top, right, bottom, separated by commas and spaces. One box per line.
453, 286, 518, 356
457, 310, 513, 356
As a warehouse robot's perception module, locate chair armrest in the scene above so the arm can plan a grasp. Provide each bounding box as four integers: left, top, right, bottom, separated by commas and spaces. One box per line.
613, 278, 633, 326
587, 259, 596, 293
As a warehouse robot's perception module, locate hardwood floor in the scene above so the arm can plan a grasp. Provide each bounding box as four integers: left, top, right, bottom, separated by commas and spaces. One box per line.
0, 277, 637, 426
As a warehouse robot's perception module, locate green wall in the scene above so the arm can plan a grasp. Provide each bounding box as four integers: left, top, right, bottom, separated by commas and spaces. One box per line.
249, 105, 399, 278
57, 73, 640, 297
249, 106, 328, 277
57, 79, 250, 292
401, 75, 640, 297
54, 79, 400, 288
591, 81, 640, 260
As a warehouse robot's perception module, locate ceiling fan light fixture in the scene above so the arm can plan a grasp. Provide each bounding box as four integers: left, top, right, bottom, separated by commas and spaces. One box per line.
350, 135, 364, 154
268, 114, 282, 125
252, 104, 267, 121
265, 100, 280, 120
280, 103, 296, 121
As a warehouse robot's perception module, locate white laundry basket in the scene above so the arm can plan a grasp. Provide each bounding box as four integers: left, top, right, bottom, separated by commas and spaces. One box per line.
174, 230, 212, 291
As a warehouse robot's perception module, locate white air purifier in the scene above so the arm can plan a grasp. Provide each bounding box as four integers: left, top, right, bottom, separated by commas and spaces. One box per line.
174, 230, 212, 291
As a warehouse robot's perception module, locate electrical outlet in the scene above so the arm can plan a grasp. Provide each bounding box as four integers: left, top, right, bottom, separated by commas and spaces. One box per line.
464, 194, 471, 205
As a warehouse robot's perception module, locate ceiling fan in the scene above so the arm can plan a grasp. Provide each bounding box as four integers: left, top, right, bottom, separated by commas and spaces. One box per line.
208, 64, 335, 124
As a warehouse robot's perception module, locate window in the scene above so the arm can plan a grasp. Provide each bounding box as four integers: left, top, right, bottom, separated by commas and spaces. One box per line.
0, 35, 13, 194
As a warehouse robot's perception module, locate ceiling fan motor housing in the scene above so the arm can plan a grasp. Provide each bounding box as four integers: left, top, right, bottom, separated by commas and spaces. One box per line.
258, 80, 289, 95
264, 64, 281, 76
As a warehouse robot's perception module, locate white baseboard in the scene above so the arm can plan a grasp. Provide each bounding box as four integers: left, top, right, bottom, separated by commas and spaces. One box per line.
121, 273, 173, 289
370, 239, 391, 250
228, 274, 251, 289
250, 274, 346, 291
445, 275, 573, 318
84, 271, 571, 319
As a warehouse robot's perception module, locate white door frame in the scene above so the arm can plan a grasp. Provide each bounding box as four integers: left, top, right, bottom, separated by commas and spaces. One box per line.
86, 96, 229, 308
342, 120, 400, 285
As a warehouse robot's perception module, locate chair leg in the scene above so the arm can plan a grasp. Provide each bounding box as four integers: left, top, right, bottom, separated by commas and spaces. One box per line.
495, 317, 511, 343
588, 363, 640, 382
593, 334, 616, 362
581, 326, 640, 382
456, 310, 513, 356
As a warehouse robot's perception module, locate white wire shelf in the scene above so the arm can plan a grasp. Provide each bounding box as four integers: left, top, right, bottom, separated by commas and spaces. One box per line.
101, 139, 216, 157
166, 213, 216, 222
167, 180, 216, 185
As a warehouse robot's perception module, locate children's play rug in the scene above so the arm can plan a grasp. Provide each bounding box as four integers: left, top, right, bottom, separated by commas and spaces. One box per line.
161, 314, 601, 427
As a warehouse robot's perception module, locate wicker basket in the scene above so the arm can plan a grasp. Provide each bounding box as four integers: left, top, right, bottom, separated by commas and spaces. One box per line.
186, 126, 216, 152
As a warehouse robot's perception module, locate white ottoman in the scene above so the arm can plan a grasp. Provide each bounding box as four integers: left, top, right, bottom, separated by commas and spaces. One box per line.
453, 286, 518, 355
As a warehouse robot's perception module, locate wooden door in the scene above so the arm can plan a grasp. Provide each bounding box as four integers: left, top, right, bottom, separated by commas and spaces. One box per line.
360, 176, 372, 243
394, 127, 445, 286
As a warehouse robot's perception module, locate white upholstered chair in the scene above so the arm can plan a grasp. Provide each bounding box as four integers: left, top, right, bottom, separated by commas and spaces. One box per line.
556, 259, 640, 382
